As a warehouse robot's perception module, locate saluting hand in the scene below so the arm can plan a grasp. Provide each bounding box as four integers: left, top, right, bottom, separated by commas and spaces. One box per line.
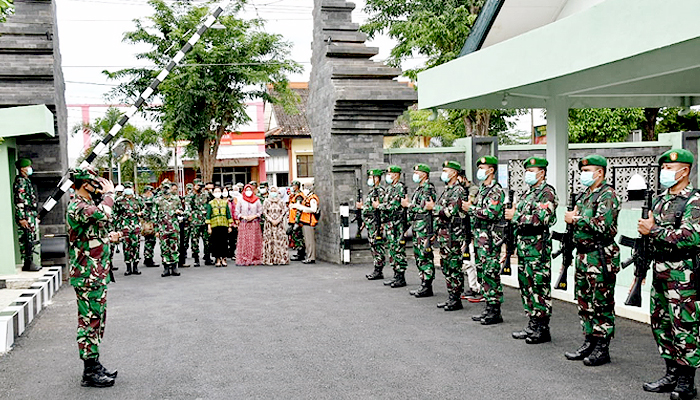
638, 210, 655, 236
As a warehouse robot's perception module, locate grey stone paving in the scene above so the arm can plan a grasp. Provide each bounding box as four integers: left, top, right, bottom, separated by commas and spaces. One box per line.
0, 248, 665, 399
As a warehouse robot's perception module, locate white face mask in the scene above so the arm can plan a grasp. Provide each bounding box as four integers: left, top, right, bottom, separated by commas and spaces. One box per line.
385, 175, 393, 184
367, 178, 374, 187
302, 189, 310, 196
270, 192, 278, 198
476, 169, 489, 181
260, 188, 267, 193
245, 190, 253, 197
441, 171, 450, 183
26, 167, 33, 176
124, 188, 134, 196
222, 190, 229, 197
213, 191, 222, 198
412, 173, 421, 183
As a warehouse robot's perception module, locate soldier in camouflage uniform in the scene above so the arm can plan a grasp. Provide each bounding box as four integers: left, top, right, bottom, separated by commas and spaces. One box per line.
184, 182, 195, 254
375, 165, 408, 288
113, 182, 143, 276
564, 154, 620, 367
404, 164, 437, 297
13, 158, 40, 271
178, 184, 191, 269
289, 180, 306, 261
66, 167, 118, 388
359, 170, 386, 280
467, 156, 506, 324
638, 149, 700, 399
141, 185, 159, 268
427, 161, 467, 310
190, 179, 211, 266
155, 182, 184, 277
505, 157, 558, 344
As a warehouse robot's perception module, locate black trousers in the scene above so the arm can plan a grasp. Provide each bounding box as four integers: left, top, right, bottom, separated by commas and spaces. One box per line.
210, 226, 229, 259
229, 227, 238, 257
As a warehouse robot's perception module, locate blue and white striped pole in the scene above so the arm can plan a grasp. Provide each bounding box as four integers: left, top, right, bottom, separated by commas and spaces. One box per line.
38, 5, 226, 220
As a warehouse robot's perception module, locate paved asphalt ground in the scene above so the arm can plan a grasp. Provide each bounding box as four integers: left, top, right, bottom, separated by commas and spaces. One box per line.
0, 247, 671, 400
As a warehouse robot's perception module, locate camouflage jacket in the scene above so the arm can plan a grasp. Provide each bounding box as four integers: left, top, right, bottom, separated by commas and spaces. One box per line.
378, 181, 406, 223
141, 194, 157, 222
361, 185, 385, 227
650, 185, 700, 273
407, 181, 437, 233
191, 192, 209, 225
155, 193, 183, 235
469, 181, 505, 224
572, 181, 620, 246
66, 194, 115, 288
13, 175, 37, 223
433, 181, 467, 243
512, 182, 559, 257
113, 195, 143, 234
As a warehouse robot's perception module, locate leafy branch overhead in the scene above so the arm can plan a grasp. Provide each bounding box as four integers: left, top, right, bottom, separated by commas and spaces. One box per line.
0, 0, 13, 24
104, 0, 301, 181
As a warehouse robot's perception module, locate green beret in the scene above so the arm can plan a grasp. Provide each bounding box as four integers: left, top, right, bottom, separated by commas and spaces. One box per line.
413, 164, 430, 174
443, 160, 462, 171
368, 169, 384, 177
186, 183, 193, 189
193, 179, 202, 185
659, 149, 694, 165
144, 185, 154, 191
387, 165, 402, 173
161, 182, 172, 189
524, 157, 548, 169
579, 155, 607, 169
15, 158, 32, 169
123, 181, 133, 188
476, 156, 498, 166
291, 180, 301, 186
71, 167, 98, 181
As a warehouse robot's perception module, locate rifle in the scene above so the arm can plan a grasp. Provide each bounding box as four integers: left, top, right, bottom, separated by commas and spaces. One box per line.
424, 196, 435, 252
619, 169, 654, 307
553, 175, 577, 290
500, 189, 515, 275
352, 177, 364, 239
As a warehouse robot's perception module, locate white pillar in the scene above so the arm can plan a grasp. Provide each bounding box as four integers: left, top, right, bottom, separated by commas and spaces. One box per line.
546, 97, 570, 201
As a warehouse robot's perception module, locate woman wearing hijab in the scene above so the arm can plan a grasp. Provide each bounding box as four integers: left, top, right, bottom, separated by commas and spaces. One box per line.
228, 186, 241, 259
262, 186, 290, 265
206, 186, 233, 267
235, 184, 263, 265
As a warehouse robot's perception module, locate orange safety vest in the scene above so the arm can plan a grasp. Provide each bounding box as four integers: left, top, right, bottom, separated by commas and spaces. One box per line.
288, 191, 304, 223
299, 193, 319, 227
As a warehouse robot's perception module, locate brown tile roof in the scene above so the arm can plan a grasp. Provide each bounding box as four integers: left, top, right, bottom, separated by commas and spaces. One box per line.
266, 83, 310, 138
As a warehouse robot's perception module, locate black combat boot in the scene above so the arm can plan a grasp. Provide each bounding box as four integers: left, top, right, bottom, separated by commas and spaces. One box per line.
81, 358, 115, 388
565, 335, 597, 360
384, 271, 398, 286
526, 317, 552, 344
132, 262, 141, 275
171, 264, 181, 277
22, 257, 41, 272
179, 253, 190, 268
671, 366, 697, 400
161, 264, 172, 277
96, 357, 118, 379
512, 318, 535, 340
390, 271, 407, 288
124, 262, 132, 276
583, 337, 610, 366
144, 258, 159, 268
481, 303, 504, 325
472, 305, 489, 321
291, 249, 305, 261
204, 255, 214, 266
444, 292, 463, 311
413, 280, 434, 298
193, 256, 200, 267
643, 359, 679, 393
366, 267, 384, 280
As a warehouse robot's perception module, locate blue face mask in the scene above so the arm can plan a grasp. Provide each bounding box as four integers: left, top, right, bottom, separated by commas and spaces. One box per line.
476, 169, 488, 181
412, 173, 421, 183
441, 171, 450, 183
367, 178, 374, 187
26, 167, 33, 176
124, 189, 134, 196
660, 168, 686, 188
385, 175, 393, 184
524, 171, 539, 186
580, 171, 596, 187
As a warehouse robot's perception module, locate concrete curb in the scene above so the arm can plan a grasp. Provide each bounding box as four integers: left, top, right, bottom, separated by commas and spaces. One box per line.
0, 267, 63, 354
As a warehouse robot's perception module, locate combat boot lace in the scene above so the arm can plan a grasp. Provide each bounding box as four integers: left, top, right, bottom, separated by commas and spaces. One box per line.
670, 366, 697, 400
512, 318, 535, 340
81, 359, 115, 388
583, 337, 611, 366
413, 280, 434, 298
96, 358, 118, 379
481, 303, 504, 325
444, 292, 463, 311
366, 268, 383, 280
390, 272, 407, 288
565, 335, 597, 360
643, 359, 678, 393
526, 317, 552, 344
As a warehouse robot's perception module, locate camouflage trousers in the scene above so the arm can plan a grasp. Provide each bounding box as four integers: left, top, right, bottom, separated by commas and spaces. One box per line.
122, 230, 141, 263
474, 227, 503, 305
385, 221, 407, 273
574, 243, 619, 339
651, 263, 700, 367
74, 285, 107, 360
143, 234, 156, 259
160, 232, 180, 264
289, 224, 305, 250
190, 224, 210, 259
412, 227, 435, 281
517, 255, 552, 319
180, 223, 190, 254
17, 223, 36, 261
367, 224, 386, 270
439, 241, 463, 296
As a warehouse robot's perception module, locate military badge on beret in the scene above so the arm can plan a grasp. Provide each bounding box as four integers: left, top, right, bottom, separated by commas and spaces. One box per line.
670, 152, 678, 161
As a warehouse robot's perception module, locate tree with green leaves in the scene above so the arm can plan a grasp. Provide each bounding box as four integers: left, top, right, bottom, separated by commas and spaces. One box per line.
105, 0, 300, 182
656, 107, 700, 134
0, 0, 13, 23
567, 108, 645, 143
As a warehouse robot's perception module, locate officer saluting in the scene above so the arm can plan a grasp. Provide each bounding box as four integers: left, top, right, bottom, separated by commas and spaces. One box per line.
505, 157, 558, 344
360, 169, 387, 280
639, 149, 700, 400
564, 155, 620, 367
404, 164, 437, 297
